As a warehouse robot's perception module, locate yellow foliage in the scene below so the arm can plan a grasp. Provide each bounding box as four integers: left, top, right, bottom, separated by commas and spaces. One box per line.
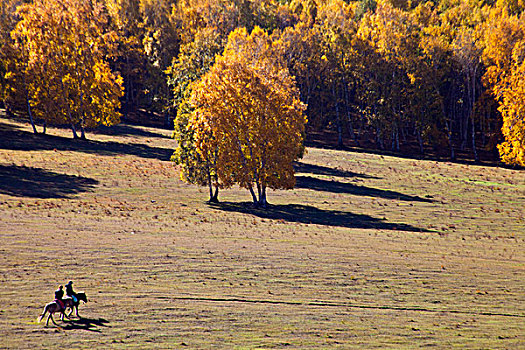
11, 0, 123, 137
190, 26, 307, 203
482, 7, 525, 166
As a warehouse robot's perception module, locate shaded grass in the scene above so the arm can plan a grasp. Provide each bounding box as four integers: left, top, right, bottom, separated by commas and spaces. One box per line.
210, 201, 429, 232
0, 164, 98, 198
295, 175, 433, 202
294, 161, 379, 179
0, 120, 173, 161
60, 317, 110, 333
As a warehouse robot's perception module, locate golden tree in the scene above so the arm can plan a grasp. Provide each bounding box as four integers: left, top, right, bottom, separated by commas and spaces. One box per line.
497, 47, 525, 166
12, 0, 123, 139
483, 7, 525, 166
190, 27, 307, 206
168, 28, 224, 202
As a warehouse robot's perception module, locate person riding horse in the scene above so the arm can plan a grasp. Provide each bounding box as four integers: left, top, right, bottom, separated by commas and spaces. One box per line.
40, 283, 88, 325
65, 280, 77, 303
54, 285, 65, 311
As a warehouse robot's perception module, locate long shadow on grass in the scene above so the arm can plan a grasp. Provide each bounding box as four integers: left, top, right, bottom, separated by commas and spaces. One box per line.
0, 164, 98, 198
294, 161, 379, 179
210, 202, 428, 232
0, 121, 173, 161
295, 176, 432, 202
61, 317, 110, 332
94, 123, 170, 139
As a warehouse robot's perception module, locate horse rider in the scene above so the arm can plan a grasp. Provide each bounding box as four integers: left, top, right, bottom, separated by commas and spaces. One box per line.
54, 285, 65, 311
65, 281, 78, 303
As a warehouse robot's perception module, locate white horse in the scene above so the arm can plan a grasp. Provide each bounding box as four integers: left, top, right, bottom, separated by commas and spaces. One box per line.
38, 298, 75, 326
39, 293, 88, 326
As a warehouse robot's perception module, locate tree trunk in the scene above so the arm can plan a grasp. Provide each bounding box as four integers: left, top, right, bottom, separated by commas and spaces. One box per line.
357, 114, 364, 145
344, 82, 357, 144
259, 186, 267, 208
460, 109, 468, 151
471, 116, 478, 162
66, 104, 79, 139
481, 111, 486, 147
5, 100, 14, 118
206, 168, 219, 203
248, 185, 258, 205
376, 126, 384, 149
212, 185, 219, 203
417, 127, 424, 154
446, 120, 455, 161
208, 175, 214, 202
26, 96, 38, 134
470, 68, 478, 162
70, 123, 79, 139
391, 124, 399, 152
79, 92, 87, 140
208, 184, 219, 203
395, 126, 400, 152
334, 86, 343, 149
80, 124, 86, 140
401, 125, 407, 143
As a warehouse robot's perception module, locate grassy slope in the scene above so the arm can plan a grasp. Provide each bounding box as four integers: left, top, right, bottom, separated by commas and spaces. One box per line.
0, 117, 523, 349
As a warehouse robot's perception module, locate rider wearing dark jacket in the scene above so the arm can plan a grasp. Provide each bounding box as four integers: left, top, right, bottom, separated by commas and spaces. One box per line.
65, 281, 78, 303
54, 285, 65, 310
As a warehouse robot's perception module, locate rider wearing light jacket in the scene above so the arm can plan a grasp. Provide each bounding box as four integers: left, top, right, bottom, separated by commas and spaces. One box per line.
65, 281, 78, 303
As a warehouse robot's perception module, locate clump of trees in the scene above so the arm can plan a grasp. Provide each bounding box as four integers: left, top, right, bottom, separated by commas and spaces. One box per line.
1, 0, 524, 171
4, 0, 124, 138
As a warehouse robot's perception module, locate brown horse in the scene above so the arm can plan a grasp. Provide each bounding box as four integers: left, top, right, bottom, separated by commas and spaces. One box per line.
38, 298, 75, 326
64, 292, 88, 318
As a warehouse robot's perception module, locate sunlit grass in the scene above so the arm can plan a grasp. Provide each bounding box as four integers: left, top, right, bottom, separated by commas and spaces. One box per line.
0, 116, 523, 349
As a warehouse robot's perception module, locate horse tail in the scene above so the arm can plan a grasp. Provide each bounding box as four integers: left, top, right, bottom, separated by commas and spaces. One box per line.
38, 304, 48, 322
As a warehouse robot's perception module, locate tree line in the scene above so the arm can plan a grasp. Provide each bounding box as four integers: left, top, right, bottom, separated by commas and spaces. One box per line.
1, 0, 524, 169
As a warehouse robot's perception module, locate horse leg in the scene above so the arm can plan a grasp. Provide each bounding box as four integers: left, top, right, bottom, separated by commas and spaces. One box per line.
60, 310, 69, 321
39, 306, 47, 323
46, 312, 57, 326
75, 305, 80, 318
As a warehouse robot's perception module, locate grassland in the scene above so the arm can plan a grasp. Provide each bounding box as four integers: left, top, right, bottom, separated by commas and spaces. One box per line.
0, 115, 523, 349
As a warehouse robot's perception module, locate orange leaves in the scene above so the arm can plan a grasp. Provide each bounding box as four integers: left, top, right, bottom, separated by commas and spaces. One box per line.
496, 45, 525, 166
189, 27, 307, 202
482, 7, 525, 166
10, 0, 123, 136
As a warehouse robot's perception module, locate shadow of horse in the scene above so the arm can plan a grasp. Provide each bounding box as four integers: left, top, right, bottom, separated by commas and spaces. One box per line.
61, 317, 110, 333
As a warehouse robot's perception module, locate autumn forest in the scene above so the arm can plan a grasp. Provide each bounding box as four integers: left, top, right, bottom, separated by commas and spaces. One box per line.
1, 0, 524, 172
1, 0, 524, 346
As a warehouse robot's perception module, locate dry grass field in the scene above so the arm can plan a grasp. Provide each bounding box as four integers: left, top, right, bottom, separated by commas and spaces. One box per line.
0, 115, 523, 349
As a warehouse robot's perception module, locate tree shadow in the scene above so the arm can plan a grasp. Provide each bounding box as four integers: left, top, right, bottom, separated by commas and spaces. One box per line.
61, 317, 110, 333
295, 176, 432, 202
0, 164, 98, 198
210, 202, 429, 232
294, 161, 379, 179
0, 120, 173, 161
94, 123, 171, 139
